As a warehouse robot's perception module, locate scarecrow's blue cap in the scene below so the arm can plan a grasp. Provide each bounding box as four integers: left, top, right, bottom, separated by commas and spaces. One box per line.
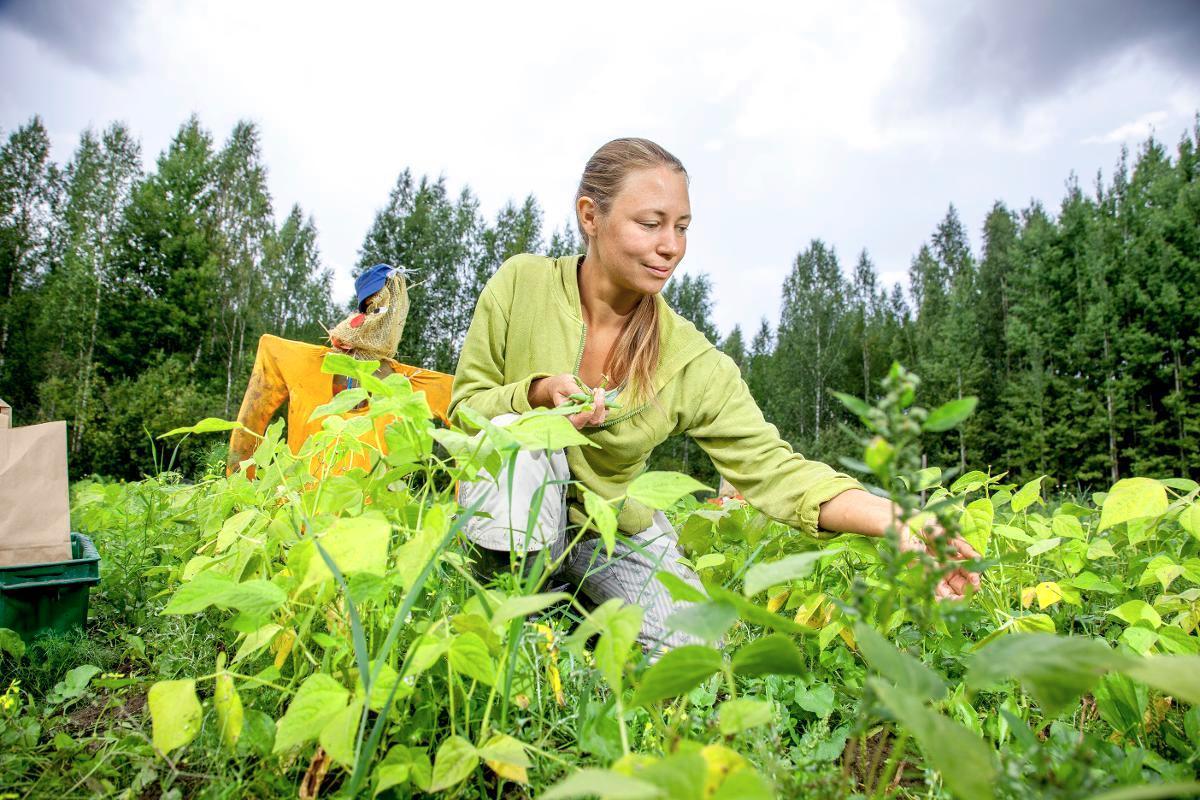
356, 264, 397, 311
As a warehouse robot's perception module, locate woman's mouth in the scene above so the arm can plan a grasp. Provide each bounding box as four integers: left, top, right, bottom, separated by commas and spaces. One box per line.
643, 263, 672, 278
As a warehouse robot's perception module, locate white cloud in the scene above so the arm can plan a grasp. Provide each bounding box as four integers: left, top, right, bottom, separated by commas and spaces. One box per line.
1082, 111, 1169, 144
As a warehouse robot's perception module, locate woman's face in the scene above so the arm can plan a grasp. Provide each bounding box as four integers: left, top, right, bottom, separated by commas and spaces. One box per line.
584, 165, 691, 295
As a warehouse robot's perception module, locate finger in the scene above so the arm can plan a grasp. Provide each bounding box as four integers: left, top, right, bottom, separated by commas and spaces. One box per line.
934, 581, 952, 600
953, 537, 981, 560
948, 571, 968, 596
589, 387, 607, 426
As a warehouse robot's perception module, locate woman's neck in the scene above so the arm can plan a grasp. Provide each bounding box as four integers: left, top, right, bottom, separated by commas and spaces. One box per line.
578, 253, 642, 330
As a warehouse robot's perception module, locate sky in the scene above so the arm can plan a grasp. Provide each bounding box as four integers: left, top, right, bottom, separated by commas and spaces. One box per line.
2, 0, 1198, 340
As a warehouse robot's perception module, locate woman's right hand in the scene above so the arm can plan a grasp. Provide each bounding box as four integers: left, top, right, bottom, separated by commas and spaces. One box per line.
530, 374, 608, 430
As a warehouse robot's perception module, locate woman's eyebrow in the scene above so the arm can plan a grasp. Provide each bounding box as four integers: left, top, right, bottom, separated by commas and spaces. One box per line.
636, 208, 692, 220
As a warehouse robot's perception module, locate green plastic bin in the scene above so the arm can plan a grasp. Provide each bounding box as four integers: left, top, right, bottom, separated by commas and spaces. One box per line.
0, 533, 100, 638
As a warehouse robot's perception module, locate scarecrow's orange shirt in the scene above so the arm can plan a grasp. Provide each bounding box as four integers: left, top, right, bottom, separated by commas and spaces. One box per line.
228, 335, 452, 474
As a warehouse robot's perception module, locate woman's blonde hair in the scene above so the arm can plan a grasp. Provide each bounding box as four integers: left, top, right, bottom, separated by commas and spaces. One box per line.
576, 137, 687, 405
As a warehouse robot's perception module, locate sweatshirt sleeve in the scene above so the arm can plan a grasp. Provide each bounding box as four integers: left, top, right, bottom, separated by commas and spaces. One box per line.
686, 353, 863, 538
449, 283, 549, 425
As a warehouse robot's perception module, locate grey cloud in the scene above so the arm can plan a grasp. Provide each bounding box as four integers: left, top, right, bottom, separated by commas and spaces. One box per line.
899, 1, 1200, 110
0, 0, 138, 74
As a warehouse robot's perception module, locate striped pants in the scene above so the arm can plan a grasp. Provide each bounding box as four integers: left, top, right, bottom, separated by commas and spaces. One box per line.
458, 414, 706, 653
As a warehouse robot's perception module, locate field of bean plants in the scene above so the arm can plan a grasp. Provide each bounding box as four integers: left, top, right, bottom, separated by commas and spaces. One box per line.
1, 358, 1198, 800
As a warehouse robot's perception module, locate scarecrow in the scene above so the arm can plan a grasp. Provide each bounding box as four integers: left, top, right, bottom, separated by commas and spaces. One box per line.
227, 264, 453, 474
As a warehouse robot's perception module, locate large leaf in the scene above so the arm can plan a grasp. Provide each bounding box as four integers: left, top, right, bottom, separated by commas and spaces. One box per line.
320, 697, 364, 767
583, 488, 619, 556
855, 623, 948, 702
718, 698, 772, 735
507, 413, 594, 451
1107, 600, 1162, 629
148, 679, 202, 753
274, 673, 351, 753
1010, 475, 1048, 513
1121, 656, 1200, 706
158, 417, 248, 439
664, 601, 738, 644
448, 632, 496, 685
708, 585, 811, 636
923, 396, 978, 432
478, 733, 532, 784
428, 735, 479, 792
490, 592, 571, 628
870, 678, 996, 800
742, 550, 833, 597
627, 472, 711, 511
731, 634, 807, 677
541, 768, 663, 799
301, 515, 391, 590
967, 634, 1130, 717
631, 645, 723, 707
162, 571, 286, 621
1099, 477, 1169, 532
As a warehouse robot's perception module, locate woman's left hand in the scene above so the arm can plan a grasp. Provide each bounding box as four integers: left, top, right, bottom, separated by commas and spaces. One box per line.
898, 519, 981, 600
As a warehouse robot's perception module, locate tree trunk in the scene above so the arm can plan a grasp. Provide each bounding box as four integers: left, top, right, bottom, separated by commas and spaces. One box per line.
1103, 330, 1119, 483
72, 265, 104, 456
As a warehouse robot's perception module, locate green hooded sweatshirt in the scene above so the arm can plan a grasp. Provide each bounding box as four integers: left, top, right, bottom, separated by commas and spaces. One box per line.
449, 254, 863, 537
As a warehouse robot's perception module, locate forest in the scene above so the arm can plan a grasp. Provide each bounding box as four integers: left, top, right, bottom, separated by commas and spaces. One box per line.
0, 114, 1197, 488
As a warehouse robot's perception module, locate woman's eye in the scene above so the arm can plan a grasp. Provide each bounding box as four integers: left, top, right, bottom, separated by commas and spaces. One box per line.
639, 221, 659, 229
676, 226, 689, 235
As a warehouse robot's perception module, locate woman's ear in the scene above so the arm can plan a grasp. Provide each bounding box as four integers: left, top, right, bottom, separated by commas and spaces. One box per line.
577, 196, 599, 240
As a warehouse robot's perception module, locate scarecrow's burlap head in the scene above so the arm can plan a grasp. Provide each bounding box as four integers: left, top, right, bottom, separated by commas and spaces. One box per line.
328, 269, 409, 361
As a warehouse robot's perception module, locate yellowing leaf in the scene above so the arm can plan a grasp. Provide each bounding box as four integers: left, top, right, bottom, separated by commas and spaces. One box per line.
1035, 582, 1064, 609
1098, 477, 1168, 532
148, 679, 202, 754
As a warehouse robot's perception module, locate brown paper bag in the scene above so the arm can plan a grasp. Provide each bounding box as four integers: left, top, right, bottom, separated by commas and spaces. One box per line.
0, 418, 72, 566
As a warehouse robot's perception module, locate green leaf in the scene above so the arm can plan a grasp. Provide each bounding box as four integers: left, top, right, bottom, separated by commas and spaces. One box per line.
742, 550, 833, 597
321, 352, 380, 380
1087, 538, 1117, 560
831, 391, 871, 419
968, 634, 1130, 717
870, 678, 996, 800
541, 768, 663, 799
1083, 783, 1200, 800
631, 645, 722, 706
158, 417, 248, 439
656, 571, 708, 603
708, 585, 812, 636
951, 470, 992, 494
309, 388, 369, 422
1010, 475, 1048, 513
477, 733, 532, 768
1066, 572, 1122, 595
428, 735, 479, 792
449, 632, 496, 685
1179, 502, 1200, 540
1107, 600, 1162, 629
854, 622, 947, 703
664, 601, 737, 644
960, 497, 994, 556
148, 679, 202, 753
301, 515, 390, 591
508, 413, 595, 451
490, 592, 571, 628
0, 627, 25, 660
592, 601, 644, 690
274, 673, 350, 753
319, 697, 364, 767
627, 471, 711, 511
731, 634, 807, 677
1099, 477, 1169, 532
232, 623, 282, 664
162, 571, 286, 621
923, 396, 978, 432
993, 524, 1034, 544
583, 488, 618, 557
1027, 537, 1063, 557
719, 698, 772, 735
1051, 514, 1086, 540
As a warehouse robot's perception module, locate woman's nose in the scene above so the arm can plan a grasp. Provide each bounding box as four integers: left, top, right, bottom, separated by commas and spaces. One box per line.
657, 229, 681, 259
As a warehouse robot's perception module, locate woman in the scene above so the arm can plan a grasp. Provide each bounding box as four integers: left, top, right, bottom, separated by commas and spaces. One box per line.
451, 138, 979, 652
